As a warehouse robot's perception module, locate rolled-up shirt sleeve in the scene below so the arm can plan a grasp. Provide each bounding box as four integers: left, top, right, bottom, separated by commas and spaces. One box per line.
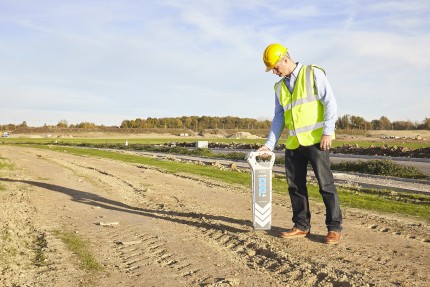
264, 96, 285, 151
314, 68, 337, 135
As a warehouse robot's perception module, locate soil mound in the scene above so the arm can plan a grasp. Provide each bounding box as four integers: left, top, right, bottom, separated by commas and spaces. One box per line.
228, 132, 260, 139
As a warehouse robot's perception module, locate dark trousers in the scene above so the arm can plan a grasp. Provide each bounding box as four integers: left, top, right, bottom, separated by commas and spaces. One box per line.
285, 144, 342, 232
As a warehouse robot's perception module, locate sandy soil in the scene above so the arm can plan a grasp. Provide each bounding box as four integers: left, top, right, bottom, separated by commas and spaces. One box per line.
366, 130, 430, 139
0, 145, 429, 287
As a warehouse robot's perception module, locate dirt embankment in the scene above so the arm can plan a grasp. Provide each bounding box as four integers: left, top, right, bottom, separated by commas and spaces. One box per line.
0, 146, 429, 287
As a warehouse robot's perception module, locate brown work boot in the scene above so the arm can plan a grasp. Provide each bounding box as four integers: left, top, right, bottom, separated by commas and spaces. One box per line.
280, 228, 310, 238
324, 231, 342, 244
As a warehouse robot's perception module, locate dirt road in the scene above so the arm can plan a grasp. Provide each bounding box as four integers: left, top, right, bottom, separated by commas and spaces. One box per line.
1, 146, 429, 287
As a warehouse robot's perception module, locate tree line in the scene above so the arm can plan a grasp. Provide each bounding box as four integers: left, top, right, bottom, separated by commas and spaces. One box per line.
336, 115, 430, 130
1, 115, 430, 131
119, 116, 272, 130
120, 115, 430, 130
1, 120, 100, 131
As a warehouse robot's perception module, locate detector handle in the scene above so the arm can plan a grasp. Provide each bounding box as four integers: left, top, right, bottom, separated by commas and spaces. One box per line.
246, 151, 275, 170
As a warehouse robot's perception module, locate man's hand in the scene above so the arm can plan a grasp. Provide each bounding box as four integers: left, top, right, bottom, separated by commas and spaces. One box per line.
320, 134, 332, 151
257, 145, 271, 152
257, 145, 271, 158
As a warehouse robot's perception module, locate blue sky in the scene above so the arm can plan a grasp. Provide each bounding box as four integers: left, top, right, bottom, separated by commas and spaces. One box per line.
1, 0, 429, 126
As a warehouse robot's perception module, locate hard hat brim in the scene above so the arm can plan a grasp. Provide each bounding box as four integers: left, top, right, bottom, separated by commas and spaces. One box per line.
265, 66, 273, 72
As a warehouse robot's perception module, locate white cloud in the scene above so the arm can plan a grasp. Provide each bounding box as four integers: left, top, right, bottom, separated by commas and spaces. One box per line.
350, 32, 430, 69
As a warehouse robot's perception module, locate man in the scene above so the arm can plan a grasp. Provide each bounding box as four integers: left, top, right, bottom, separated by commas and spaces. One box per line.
258, 43, 342, 244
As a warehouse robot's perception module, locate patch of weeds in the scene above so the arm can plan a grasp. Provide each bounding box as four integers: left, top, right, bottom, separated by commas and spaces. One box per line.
0, 159, 14, 170
1, 226, 11, 241
53, 229, 104, 272
0, 226, 15, 265
34, 232, 48, 266
331, 159, 429, 179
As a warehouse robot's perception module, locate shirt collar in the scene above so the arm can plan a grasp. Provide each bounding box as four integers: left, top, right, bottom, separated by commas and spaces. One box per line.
288, 62, 302, 80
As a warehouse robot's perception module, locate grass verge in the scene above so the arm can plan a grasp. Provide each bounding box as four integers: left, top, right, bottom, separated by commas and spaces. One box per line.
53, 229, 104, 272
16, 144, 430, 222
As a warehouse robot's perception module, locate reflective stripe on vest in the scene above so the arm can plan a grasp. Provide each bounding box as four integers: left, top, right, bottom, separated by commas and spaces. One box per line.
288, 121, 324, 136
274, 65, 325, 149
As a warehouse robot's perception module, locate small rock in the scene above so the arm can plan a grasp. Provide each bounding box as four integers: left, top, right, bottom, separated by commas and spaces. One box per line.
212, 162, 222, 168
115, 240, 142, 246
229, 163, 238, 170
97, 222, 119, 226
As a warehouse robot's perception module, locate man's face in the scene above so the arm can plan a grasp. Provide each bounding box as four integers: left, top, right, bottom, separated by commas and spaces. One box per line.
272, 58, 288, 77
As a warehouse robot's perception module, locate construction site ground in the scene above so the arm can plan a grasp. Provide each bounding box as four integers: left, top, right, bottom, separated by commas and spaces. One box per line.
0, 145, 429, 287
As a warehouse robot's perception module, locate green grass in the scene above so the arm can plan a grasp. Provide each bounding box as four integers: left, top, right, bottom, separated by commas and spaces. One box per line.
53, 229, 104, 272
0, 157, 14, 170
337, 188, 430, 216
3, 137, 429, 149
17, 144, 430, 222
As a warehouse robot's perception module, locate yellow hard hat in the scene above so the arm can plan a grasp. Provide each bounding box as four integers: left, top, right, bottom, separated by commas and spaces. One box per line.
263, 43, 288, 72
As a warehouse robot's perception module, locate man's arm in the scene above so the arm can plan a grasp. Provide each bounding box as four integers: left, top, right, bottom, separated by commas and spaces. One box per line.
314, 68, 337, 150
261, 96, 285, 151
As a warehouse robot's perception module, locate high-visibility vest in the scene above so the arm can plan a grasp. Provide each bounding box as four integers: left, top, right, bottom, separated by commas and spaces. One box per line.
275, 65, 331, 150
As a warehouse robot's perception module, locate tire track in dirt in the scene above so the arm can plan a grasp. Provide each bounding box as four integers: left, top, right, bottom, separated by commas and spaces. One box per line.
196, 226, 369, 286
113, 231, 201, 279
40, 157, 210, 285
56, 156, 370, 286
